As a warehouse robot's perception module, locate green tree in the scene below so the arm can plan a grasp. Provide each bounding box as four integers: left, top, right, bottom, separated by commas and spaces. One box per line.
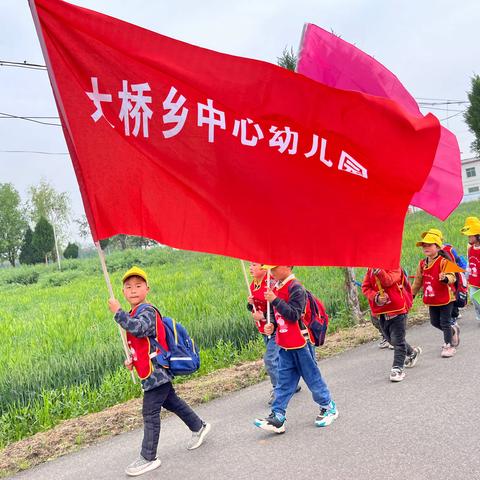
277, 46, 297, 71
19, 227, 41, 265
0, 183, 27, 267
32, 217, 55, 265
63, 242, 79, 259
465, 74, 480, 156
28, 179, 71, 242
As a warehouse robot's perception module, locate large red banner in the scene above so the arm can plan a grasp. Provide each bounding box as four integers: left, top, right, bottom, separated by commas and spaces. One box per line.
30, 0, 440, 267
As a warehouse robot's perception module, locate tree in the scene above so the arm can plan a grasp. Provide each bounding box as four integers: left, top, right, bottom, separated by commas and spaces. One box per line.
0, 183, 27, 267
28, 180, 71, 269
32, 217, 55, 265
277, 46, 297, 71
63, 242, 79, 259
19, 227, 41, 265
465, 74, 480, 156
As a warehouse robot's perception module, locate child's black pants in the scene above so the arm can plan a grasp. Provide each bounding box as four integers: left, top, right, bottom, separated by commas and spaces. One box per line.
141, 381, 202, 460
378, 314, 413, 369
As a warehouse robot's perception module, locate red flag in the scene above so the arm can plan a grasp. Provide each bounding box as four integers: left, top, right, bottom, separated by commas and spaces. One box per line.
30, 0, 440, 268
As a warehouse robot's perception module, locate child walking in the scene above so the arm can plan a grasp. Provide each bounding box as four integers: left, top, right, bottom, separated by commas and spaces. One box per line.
247, 262, 280, 405
108, 266, 210, 476
362, 268, 421, 382
254, 266, 338, 434
411, 232, 457, 357
461, 218, 480, 324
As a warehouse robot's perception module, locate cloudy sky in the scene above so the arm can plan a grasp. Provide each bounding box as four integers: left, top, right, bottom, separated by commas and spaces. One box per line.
1, 0, 479, 241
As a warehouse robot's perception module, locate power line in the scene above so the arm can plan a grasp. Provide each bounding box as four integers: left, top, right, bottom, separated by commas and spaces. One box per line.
0, 112, 61, 126
0, 150, 69, 155
439, 111, 464, 122
0, 60, 47, 70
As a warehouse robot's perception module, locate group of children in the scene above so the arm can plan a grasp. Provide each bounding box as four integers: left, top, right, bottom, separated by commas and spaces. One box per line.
106, 215, 480, 476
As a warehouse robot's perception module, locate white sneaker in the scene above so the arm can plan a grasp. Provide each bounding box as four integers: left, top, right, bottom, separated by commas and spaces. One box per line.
125, 457, 161, 477
389, 368, 405, 382
441, 344, 456, 358
187, 422, 211, 450
404, 346, 422, 368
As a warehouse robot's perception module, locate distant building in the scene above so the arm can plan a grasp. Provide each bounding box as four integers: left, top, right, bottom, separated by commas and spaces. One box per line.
462, 156, 480, 202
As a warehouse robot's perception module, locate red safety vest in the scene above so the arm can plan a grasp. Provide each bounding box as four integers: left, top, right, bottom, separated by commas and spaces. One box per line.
127, 304, 169, 380
365, 269, 408, 316
420, 257, 454, 306
273, 278, 313, 349
468, 245, 480, 288
249, 275, 271, 334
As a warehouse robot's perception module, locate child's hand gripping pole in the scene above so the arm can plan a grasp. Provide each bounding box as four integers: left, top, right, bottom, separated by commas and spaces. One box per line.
95, 241, 136, 384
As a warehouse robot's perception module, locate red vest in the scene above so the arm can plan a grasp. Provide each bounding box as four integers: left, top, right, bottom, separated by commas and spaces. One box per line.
468, 245, 480, 287
127, 304, 168, 380
420, 257, 454, 306
365, 269, 408, 316
273, 278, 313, 349
442, 245, 455, 262
249, 275, 271, 334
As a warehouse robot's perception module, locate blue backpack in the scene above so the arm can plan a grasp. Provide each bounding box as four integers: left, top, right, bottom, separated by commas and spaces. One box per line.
136, 304, 200, 376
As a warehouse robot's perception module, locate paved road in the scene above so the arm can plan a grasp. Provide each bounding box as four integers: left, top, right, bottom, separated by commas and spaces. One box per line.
11, 309, 480, 480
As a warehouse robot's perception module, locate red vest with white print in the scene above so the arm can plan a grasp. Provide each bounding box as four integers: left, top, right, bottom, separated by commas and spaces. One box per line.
468, 245, 480, 287
127, 304, 169, 380
273, 278, 313, 349
420, 257, 454, 306
249, 276, 272, 334
366, 269, 408, 316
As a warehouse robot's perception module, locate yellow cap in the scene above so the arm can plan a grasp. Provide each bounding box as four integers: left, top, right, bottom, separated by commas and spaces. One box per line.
461, 216, 480, 233
261, 265, 278, 270
122, 266, 148, 284
421, 228, 443, 242
416, 232, 442, 248
462, 222, 480, 236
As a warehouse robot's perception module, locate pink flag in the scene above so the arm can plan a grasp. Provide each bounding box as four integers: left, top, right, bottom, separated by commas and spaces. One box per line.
297, 23, 462, 220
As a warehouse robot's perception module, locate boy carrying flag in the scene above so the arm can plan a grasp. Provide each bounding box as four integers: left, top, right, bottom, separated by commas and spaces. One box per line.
254, 266, 338, 434
108, 266, 210, 476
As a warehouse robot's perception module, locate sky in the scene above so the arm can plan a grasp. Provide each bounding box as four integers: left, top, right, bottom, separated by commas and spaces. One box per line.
0, 0, 479, 242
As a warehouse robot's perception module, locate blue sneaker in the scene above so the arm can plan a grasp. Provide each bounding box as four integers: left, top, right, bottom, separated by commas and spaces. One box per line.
254, 412, 286, 434
315, 401, 339, 427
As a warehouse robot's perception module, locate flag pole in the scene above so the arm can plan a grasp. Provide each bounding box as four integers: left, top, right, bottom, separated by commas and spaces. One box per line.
266, 269, 271, 325
95, 241, 136, 383
240, 260, 256, 313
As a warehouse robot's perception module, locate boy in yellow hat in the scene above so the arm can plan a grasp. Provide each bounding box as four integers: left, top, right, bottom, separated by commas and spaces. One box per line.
461, 219, 480, 322
412, 233, 457, 357
108, 266, 210, 476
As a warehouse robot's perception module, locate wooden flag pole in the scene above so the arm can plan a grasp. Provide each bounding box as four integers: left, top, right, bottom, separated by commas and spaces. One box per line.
240, 260, 256, 312
95, 241, 136, 383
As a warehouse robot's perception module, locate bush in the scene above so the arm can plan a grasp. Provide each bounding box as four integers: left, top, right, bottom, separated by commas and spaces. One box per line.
2, 269, 39, 286
63, 243, 79, 259
40, 271, 80, 288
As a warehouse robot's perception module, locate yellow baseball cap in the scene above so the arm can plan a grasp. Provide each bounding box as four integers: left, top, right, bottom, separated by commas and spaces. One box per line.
261, 265, 278, 270
416, 232, 442, 248
122, 266, 148, 283
421, 228, 443, 241
461, 216, 480, 233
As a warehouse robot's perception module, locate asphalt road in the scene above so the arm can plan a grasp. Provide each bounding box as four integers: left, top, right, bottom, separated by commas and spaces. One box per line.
11, 309, 480, 480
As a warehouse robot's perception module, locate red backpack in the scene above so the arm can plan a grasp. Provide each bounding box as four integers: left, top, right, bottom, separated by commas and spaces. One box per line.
302, 291, 329, 347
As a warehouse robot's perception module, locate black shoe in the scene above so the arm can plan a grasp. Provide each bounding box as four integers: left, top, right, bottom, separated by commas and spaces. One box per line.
254, 412, 286, 433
